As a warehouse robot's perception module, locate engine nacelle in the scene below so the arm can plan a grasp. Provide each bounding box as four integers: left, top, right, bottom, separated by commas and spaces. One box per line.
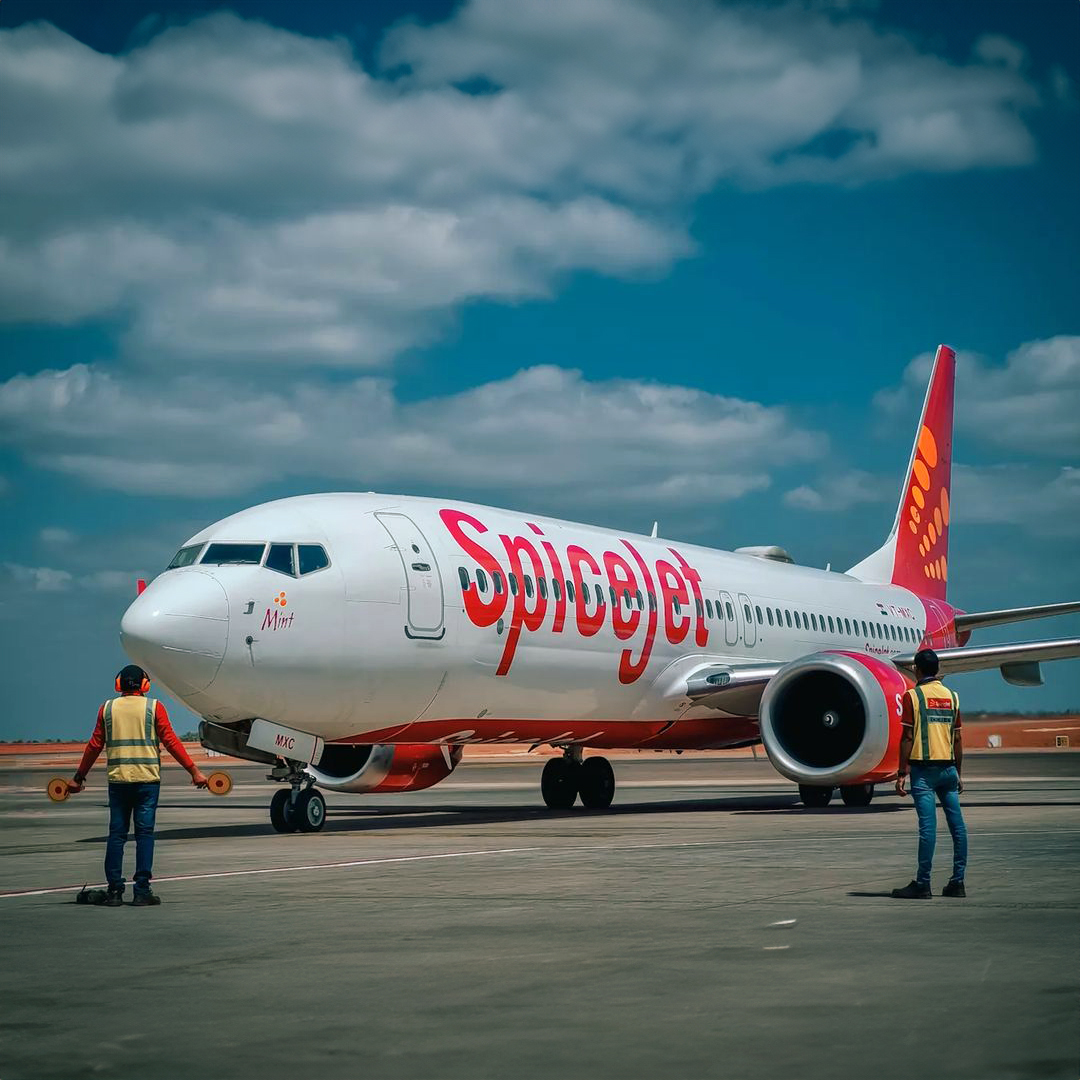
306, 743, 463, 794
759, 652, 912, 786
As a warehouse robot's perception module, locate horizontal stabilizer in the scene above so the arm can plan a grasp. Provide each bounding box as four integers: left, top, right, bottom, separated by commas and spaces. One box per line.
892, 637, 1080, 683
955, 601, 1080, 633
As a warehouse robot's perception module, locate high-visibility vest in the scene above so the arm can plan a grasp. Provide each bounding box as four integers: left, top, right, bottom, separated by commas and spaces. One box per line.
907, 680, 959, 762
103, 696, 161, 783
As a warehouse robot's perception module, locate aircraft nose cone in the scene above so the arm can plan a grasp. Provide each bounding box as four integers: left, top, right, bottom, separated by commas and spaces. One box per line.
121, 571, 229, 695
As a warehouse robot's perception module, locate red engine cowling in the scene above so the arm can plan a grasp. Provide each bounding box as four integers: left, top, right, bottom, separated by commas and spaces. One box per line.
306, 743, 462, 793
758, 652, 913, 786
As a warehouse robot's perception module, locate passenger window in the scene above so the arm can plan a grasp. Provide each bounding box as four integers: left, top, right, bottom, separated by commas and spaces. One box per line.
767, 608, 774, 626
538, 577, 548, 600
265, 543, 296, 577
509, 573, 519, 596
624, 589, 632, 607
167, 543, 204, 569
827, 616, 835, 633
636, 591, 644, 610
610, 586, 618, 607
458, 567, 470, 592
755, 605, 763, 624
785, 610, 792, 628
595, 584, 605, 607
706, 599, 713, 619
477, 568, 489, 593
493, 572, 505, 595
844, 618, 851, 635
725, 602, 734, 621
794, 611, 801, 629
673, 596, 681, 615
297, 545, 329, 575
525, 575, 534, 599
695, 599, 704, 619
552, 578, 561, 601
743, 603, 752, 623
566, 579, 575, 603
202, 542, 266, 565
648, 592, 657, 612
810, 614, 818, 631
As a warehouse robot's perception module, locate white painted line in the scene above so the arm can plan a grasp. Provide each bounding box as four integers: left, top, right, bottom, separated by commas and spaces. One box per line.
763, 945, 790, 951
770, 919, 797, 927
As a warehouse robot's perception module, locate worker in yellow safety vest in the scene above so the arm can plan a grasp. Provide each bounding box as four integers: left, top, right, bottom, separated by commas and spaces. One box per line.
892, 648, 967, 899
67, 665, 208, 906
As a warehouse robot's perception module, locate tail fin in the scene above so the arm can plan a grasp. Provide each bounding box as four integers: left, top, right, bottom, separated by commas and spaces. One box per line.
848, 344, 955, 600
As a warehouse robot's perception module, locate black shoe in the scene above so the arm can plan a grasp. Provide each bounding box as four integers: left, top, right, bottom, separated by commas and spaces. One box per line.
941, 879, 966, 898
131, 889, 161, 906
104, 887, 124, 907
892, 880, 932, 899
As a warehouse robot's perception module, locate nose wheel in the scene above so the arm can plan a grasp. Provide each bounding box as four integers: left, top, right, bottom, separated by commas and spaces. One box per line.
541, 750, 616, 810
268, 761, 327, 833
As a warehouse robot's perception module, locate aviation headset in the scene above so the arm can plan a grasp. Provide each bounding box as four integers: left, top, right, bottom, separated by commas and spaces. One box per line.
116, 664, 151, 694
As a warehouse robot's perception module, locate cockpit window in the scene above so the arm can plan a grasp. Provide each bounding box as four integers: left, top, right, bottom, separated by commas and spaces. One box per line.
167, 544, 204, 570
265, 543, 296, 577
298, 544, 329, 575
201, 542, 266, 565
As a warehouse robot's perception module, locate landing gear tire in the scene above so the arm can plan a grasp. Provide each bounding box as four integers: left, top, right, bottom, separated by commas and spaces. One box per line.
270, 788, 299, 833
840, 782, 874, 808
541, 757, 579, 809
799, 784, 834, 808
294, 788, 327, 832
578, 756, 616, 809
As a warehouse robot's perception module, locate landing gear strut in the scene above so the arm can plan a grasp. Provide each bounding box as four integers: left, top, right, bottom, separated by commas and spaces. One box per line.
541, 748, 616, 810
268, 759, 327, 833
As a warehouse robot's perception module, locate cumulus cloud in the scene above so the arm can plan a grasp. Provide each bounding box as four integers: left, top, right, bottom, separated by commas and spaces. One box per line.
783, 468, 893, 511
39, 527, 76, 546
952, 464, 1080, 537
3, 564, 74, 592
0, 363, 823, 505
0, 3, 1040, 366
876, 336, 1080, 459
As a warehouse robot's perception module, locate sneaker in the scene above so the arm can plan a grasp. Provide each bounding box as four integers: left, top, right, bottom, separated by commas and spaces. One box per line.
941, 879, 966, 898
891, 880, 932, 899
104, 887, 124, 907
131, 889, 161, 906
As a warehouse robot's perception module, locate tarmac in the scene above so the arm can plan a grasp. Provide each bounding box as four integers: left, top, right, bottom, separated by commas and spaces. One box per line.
1, 752, 1078, 1080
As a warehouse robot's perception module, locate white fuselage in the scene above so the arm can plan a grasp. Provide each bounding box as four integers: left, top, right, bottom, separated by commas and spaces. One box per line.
120, 493, 933, 745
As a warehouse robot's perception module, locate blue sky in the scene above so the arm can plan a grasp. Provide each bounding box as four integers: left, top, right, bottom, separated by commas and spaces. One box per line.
1, 0, 1077, 739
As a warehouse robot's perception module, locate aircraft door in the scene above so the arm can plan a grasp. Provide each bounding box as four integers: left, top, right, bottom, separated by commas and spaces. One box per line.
719, 590, 739, 647
738, 593, 757, 647
375, 513, 446, 640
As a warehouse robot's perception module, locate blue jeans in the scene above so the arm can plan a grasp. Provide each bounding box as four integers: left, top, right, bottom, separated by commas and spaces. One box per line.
911, 764, 967, 886
106, 781, 160, 893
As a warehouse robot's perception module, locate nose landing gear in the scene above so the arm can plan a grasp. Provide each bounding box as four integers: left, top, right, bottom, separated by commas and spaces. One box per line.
541, 747, 616, 810
268, 760, 327, 833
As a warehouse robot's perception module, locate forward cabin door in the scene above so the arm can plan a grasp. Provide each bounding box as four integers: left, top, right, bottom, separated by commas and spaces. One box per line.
375, 512, 446, 640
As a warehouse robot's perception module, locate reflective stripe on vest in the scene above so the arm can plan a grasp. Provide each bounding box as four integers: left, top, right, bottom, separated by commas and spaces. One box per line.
103, 696, 161, 783
908, 681, 959, 762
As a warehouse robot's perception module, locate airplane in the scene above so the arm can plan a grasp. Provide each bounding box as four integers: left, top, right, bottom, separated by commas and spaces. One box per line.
119, 345, 1080, 832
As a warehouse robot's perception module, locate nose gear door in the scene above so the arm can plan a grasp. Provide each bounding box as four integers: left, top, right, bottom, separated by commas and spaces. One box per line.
375, 512, 446, 640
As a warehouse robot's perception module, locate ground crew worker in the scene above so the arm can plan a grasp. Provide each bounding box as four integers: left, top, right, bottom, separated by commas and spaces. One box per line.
892, 648, 967, 899
66, 665, 208, 906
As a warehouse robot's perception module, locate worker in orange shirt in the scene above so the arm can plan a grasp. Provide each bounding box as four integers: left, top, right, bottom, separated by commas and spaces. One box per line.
67, 665, 208, 906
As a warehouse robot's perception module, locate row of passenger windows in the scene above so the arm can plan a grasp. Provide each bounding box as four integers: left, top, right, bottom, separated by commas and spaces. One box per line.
456, 566, 921, 645
167, 542, 330, 577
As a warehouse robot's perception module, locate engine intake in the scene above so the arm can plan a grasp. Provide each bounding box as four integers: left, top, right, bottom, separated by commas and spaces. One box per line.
759, 652, 909, 786
306, 742, 462, 793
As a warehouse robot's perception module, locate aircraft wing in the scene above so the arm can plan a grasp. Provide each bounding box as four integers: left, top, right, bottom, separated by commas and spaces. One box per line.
954, 601, 1080, 633
892, 637, 1080, 687
684, 663, 783, 714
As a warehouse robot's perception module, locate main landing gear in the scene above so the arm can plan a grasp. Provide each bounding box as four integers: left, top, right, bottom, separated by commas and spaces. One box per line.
541, 748, 616, 810
797, 783, 876, 809
268, 760, 327, 833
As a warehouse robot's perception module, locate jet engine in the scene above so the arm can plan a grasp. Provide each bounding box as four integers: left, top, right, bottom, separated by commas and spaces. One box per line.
758, 652, 911, 786
306, 742, 463, 794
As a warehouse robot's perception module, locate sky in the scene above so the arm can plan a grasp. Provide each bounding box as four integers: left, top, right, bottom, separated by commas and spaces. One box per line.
1, 0, 1077, 740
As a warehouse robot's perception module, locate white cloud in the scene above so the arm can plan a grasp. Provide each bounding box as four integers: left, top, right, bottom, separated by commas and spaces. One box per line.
952, 464, 1080, 536
4, 563, 74, 592
0, 4, 1041, 366
783, 469, 893, 511
876, 336, 1080, 459
0, 362, 823, 505
39, 527, 76, 546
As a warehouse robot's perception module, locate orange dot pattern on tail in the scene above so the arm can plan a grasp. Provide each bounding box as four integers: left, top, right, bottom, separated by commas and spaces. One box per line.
905, 424, 949, 583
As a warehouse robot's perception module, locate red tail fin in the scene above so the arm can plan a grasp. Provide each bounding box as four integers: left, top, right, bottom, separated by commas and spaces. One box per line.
848, 344, 955, 600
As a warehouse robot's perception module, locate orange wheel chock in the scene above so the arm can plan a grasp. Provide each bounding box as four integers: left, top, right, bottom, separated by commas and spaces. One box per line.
47, 778, 70, 803
207, 771, 233, 796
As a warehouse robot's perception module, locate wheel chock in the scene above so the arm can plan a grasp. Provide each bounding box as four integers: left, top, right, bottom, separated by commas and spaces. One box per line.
47, 777, 70, 802
207, 771, 233, 796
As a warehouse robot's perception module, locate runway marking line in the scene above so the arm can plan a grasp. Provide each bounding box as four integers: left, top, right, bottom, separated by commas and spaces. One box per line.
4, 831, 1080, 901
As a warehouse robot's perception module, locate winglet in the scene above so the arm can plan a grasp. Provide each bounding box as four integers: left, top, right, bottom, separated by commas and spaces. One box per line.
848, 345, 955, 600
